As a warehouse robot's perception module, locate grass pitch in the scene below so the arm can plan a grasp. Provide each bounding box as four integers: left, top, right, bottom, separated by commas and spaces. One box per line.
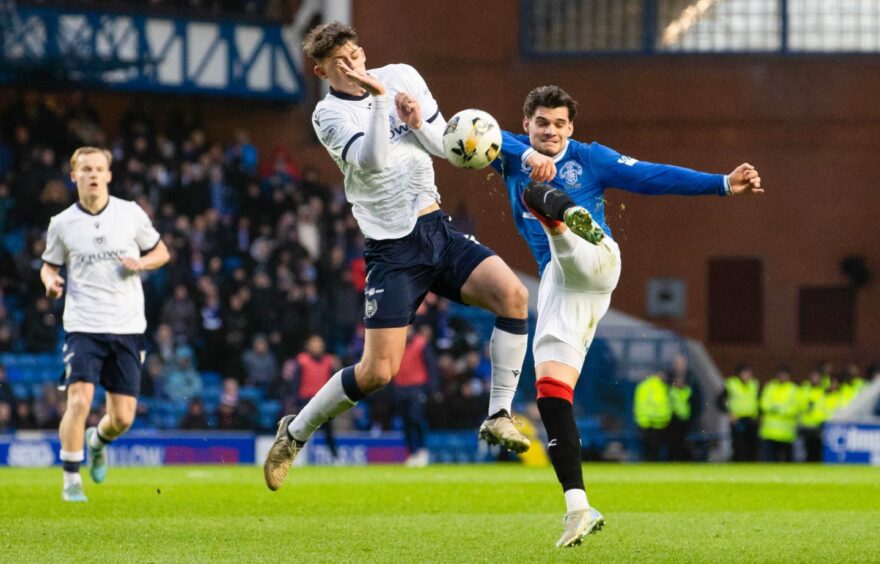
2, 463, 879, 562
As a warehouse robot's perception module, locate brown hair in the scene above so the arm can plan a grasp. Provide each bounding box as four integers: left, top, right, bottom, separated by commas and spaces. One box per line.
70, 146, 112, 169
302, 21, 359, 61
523, 85, 578, 121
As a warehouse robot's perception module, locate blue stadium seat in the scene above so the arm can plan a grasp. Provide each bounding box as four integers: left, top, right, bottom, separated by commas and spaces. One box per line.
239, 386, 264, 403
201, 371, 222, 389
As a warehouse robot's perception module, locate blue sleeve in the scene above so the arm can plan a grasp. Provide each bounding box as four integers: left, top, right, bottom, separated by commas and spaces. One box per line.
586, 142, 727, 197
492, 130, 531, 175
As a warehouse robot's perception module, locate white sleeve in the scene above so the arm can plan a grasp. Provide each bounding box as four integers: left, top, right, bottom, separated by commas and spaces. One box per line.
403, 65, 446, 158
41, 217, 67, 266
133, 203, 161, 252
313, 96, 391, 172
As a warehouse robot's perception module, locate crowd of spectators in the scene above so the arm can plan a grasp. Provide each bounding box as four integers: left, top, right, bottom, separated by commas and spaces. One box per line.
0, 90, 491, 434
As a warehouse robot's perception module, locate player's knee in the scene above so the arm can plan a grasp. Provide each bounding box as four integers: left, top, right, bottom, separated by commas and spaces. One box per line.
501, 282, 529, 315
66, 393, 92, 418
109, 411, 135, 432
359, 358, 399, 391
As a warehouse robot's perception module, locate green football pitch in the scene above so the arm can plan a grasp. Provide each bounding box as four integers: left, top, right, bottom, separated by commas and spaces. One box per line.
2, 464, 879, 562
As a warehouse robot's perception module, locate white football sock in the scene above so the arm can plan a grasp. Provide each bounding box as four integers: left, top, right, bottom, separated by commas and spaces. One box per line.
487, 326, 528, 416
63, 471, 82, 487
88, 429, 106, 451
564, 488, 589, 512
287, 371, 356, 443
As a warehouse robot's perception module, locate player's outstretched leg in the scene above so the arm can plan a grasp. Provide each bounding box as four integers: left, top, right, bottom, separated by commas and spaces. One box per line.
523, 182, 605, 245
556, 507, 605, 548
85, 426, 108, 483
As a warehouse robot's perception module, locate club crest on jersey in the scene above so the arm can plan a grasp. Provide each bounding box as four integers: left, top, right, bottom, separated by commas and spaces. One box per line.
559, 161, 583, 186
364, 298, 378, 318
93, 236, 106, 247
617, 155, 639, 166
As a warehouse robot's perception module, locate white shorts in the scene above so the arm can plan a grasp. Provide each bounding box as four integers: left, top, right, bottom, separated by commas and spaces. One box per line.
533, 233, 622, 372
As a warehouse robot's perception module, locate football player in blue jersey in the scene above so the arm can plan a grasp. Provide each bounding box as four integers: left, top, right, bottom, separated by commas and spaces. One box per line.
492, 85, 762, 547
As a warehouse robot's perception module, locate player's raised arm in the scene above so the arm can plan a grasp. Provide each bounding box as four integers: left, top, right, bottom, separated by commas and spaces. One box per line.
588, 141, 745, 197
396, 66, 446, 158
499, 130, 556, 181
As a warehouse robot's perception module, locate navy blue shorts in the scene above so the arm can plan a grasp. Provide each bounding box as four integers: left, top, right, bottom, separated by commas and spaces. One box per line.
62, 332, 145, 397
363, 210, 495, 329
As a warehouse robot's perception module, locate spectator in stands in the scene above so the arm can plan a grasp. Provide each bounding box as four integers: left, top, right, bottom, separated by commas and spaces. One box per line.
0, 304, 16, 352
0, 183, 15, 234
0, 363, 12, 405
0, 401, 11, 433
152, 323, 177, 364
163, 345, 203, 402
717, 363, 760, 462
23, 296, 59, 353
140, 354, 165, 399
242, 333, 278, 388
159, 284, 199, 343
393, 326, 437, 467
634, 372, 672, 461
215, 377, 255, 430
13, 400, 38, 429
179, 398, 210, 430
759, 366, 799, 462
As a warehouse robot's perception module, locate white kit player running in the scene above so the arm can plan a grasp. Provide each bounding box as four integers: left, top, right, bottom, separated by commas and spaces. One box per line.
493, 86, 763, 547
263, 21, 532, 491
41, 147, 169, 502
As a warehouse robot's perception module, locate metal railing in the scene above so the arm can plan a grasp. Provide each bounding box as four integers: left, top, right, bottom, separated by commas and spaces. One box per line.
521, 0, 880, 55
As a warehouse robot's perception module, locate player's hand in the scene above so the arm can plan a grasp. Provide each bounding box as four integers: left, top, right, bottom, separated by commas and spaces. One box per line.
526, 152, 556, 182
118, 256, 142, 274
728, 163, 763, 195
395, 92, 422, 129
337, 59, 385, 96
45, 275, 64, 300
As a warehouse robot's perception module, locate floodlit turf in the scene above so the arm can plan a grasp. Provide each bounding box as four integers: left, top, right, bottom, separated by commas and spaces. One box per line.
3, 464, 879, 562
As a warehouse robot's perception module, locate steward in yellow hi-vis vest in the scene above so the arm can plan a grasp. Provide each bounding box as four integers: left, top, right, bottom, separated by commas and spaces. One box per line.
668, 372, 693, 462
716, 364, 760, 462
634, 373, 671, 461
759, 366, 799, 462
798, 370, 826, 462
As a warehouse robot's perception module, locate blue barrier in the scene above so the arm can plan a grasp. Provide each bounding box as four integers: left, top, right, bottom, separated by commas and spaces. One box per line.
824, 422, 880, 465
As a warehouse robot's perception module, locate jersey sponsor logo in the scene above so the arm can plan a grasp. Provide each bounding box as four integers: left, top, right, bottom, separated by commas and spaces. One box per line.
365, 287, 385, 297
389, 115, 409, 140
364, 298, 378, 318
74, 248, 128, 267
559, 161, 583, 186
617, 155, 639, 166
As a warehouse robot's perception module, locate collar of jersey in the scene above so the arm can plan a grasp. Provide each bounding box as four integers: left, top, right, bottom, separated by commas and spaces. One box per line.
551, 140, 570, 163
329, 87, 370, 101
76, 198, 110, 216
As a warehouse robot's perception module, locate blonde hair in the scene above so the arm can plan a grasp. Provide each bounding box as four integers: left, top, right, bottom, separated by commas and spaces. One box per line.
70, 147, 113, 170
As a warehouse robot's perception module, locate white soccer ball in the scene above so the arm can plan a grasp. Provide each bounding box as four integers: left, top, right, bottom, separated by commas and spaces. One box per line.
442, 109, 503, 170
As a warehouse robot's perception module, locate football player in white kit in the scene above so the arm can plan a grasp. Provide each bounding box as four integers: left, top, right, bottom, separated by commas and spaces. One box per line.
41, 147, 169, 501
263, 21, 531, 490
494, 85, 763, 547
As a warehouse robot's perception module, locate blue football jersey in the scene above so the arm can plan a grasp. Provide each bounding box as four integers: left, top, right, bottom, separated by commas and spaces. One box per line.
493, 131, 728, 274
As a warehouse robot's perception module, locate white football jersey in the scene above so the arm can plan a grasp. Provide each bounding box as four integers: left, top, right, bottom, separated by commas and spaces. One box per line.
312, 64, 443, 240
41, 196, 161, 334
